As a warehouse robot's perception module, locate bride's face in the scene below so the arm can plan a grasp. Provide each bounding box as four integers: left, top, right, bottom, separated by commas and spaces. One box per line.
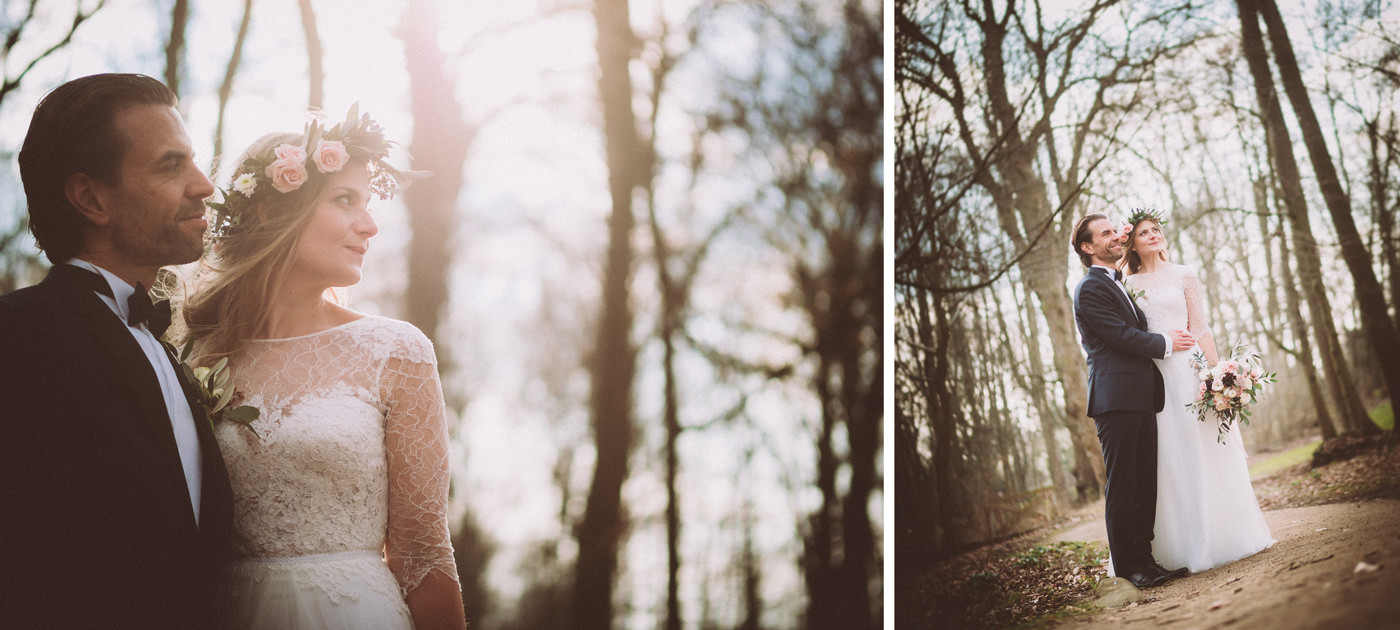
1132, 220, 1166, 255
289, 163, 378, 290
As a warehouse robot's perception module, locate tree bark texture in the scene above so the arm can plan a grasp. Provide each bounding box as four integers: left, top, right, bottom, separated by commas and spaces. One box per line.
401, 0, 470, 350
298, 0, 324, 110
1256, 0, 1394, 426
163, 0, 188, 99
571, 0, 640, 626
1237, 0, 1372, 433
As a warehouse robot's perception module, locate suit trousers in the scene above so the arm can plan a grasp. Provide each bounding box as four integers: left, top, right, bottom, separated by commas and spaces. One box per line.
1094, 409, 1158, 575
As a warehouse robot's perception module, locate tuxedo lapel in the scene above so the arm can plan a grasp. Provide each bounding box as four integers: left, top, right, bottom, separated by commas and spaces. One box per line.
1093, 268, 1142, 327
159, 341, 233, 533
44, 269, 197, 526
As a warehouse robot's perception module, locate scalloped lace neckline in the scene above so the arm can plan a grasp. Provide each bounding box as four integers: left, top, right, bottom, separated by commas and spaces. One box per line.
249, 315, 374, 343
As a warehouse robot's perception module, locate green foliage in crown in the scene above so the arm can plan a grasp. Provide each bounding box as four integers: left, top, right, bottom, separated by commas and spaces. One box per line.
1126, 207, 1167, 227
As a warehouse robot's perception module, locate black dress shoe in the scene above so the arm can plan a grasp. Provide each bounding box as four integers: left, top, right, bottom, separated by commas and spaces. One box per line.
1148, 561, 1189, 581
1124, 570, 1169, 588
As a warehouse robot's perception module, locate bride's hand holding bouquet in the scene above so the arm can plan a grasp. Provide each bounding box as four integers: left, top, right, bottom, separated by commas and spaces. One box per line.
1187, 341, 1278, 444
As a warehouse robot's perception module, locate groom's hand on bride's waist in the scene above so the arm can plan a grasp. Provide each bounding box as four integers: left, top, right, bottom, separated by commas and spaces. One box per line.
1170, 330, 1196, 351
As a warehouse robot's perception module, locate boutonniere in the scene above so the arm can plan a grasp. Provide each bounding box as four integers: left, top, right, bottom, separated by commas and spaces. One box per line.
178, 341, 260, 437
1127, 286, 1147, 303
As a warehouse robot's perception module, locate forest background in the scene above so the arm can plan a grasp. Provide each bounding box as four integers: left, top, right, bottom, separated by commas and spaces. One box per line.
896, 0, 1400, 577
0, 0, 883, 628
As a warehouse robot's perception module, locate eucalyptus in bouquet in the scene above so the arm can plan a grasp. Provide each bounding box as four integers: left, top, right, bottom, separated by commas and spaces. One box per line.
1186, 341, 1278, 445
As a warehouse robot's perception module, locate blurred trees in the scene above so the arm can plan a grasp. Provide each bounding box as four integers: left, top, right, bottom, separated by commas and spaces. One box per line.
702, 1, 883, 626
0, 0, 880, 627
570, 0, 641, 627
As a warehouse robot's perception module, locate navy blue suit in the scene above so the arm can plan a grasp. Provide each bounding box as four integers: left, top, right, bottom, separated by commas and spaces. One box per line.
0, 265, 233, 629
1073, 266, 1167, 576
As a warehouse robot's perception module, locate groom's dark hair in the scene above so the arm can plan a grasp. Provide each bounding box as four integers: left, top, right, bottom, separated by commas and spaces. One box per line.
1071, 213, 1108, 268
20, 73, 178, 264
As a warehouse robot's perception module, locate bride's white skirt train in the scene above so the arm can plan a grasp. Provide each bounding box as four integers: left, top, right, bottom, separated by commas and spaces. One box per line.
1150, 351, 1275, 573
222, 550, 413, 630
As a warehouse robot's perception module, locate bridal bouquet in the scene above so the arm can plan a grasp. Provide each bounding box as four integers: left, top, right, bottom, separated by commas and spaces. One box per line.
1186, 342, 1278, 444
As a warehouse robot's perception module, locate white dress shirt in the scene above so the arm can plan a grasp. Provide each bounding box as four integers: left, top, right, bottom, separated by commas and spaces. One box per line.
1092, 264, 1171, 359
67, 259, 203, 524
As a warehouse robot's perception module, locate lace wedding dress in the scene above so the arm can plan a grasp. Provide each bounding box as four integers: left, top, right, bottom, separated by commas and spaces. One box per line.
211, 316, 459, 629
1125, 264, 1274, 573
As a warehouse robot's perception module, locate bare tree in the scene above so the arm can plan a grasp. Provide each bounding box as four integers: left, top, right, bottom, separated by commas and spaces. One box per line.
1254, 0, 1395, 424
0, 0, 107, 108
898, 0, 1204, 500
298, 0, 324, 110
1236, 0, 1373, 433
571, 0, 643, 625
213, 0, 255, 169
163, 0, 188, 98
400, 0, 471, 350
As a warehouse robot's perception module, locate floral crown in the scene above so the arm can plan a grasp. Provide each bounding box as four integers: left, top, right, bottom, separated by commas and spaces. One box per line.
206, 104, 420, 240
1126, 207, 1167, 227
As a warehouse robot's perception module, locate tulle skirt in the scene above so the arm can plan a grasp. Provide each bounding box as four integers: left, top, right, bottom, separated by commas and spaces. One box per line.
1150, 350, 1275, 573
223, 550, 412, 630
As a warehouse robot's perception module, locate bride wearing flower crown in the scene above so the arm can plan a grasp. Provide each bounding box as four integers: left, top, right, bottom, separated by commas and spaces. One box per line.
1119, 209, 1275, 575
180, 108, 466, 629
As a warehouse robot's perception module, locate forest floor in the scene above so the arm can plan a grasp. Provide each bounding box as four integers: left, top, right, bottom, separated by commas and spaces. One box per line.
900, 433, 1400, 629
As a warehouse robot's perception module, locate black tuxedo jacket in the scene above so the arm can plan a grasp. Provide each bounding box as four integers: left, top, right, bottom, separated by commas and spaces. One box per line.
0, 265, 233, 629
1073, 267, 1168, 417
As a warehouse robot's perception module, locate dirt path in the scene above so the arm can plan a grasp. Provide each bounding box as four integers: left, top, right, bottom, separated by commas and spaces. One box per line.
1047, 499, 1400, 628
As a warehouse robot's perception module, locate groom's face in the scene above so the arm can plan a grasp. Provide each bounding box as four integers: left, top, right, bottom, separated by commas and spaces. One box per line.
89, 104, 214, 269
1081, 218, 1125, 265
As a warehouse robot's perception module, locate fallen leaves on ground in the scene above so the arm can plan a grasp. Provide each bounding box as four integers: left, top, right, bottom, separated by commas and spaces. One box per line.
900, 433, 1399, 630
1253, 434, 1400, 510
898, 538, 1108, 630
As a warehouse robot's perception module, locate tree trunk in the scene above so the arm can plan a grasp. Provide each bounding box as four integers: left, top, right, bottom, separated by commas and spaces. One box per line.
401, 0, 470, 350
213, 0, 254, 171
648, 209, 684, 630
1272, 190, 1338, 439
1367, 115, 1400, 332
918, 287, 960, 554
298, 0, 324, 110
1256, 0, 1394, 426
571, 0, 640, 626
972, 8, 1104, 501
163, 0, 188, 99
1256, 170, 1336, 437
1017, 283, 1070, 508
1237, 0, 1371, 434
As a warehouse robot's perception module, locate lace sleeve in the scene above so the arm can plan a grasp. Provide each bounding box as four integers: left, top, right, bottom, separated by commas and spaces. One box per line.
1181, 267, 1218, 363
1181, 267, 1213, 340
380, 332, 460, 596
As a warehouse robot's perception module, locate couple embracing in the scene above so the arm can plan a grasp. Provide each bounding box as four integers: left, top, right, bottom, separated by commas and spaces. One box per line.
0, 74, 465, 628
1072, 211, 1275, 589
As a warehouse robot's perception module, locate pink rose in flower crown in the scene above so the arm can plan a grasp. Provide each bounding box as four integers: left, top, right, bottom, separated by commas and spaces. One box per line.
265, 143, 309, 193
312, 140, 349, 173
1117, 223, 1133, 243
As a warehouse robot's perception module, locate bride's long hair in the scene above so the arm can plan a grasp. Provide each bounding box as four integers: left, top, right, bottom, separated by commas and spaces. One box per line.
180, 132, 352, 364
1120, 217, 1171, 276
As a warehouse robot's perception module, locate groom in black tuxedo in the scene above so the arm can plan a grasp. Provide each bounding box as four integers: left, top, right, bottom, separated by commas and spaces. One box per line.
0, 74, 232, 628
1071, 214, 1194, 589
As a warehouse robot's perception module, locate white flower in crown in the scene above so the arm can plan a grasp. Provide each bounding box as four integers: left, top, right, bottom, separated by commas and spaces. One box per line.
232, 173, 258, 197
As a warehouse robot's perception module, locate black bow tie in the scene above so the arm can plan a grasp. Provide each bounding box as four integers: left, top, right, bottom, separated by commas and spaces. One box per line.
1102, 267, 1123, 282
56, 265, 172, 337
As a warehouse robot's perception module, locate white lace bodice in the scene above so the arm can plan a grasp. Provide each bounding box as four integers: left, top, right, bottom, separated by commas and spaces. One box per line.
212, 315, 459, 597
1124, 264, 1212, 340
